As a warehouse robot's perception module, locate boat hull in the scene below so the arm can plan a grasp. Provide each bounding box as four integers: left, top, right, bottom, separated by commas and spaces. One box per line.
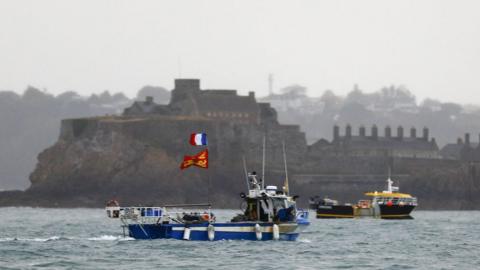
316, 205, 354, 218
315, 204, 415, 219
127, 222, 300, 241
379, 205, 415, 219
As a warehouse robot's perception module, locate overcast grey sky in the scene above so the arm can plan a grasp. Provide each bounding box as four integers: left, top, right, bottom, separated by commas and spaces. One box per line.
1, 0, 479, 103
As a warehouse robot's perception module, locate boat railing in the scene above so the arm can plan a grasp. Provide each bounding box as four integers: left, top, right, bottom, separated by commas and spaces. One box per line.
120, 207, 164, 220
375, 197, 418, 206
106, 205, 215, 225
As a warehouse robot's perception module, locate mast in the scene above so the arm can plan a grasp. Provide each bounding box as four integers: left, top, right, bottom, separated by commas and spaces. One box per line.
282, 140, 289, 195
262, 135, 266, 189
242, 156, 249, 190
386, 166, 396, 193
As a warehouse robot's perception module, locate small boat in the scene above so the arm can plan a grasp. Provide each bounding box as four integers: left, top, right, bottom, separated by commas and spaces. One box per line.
312, 176, 418, 219
106, 172, 307, 241
296, 208, 310, 227
312, 197, 356, 219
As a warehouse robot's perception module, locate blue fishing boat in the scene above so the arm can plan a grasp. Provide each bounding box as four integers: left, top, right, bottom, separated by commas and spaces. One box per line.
296, 208, 310, 228
106, 172, 307, 241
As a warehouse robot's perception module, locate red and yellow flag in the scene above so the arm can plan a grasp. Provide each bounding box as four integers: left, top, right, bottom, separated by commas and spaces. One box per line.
180, 149, 208, 170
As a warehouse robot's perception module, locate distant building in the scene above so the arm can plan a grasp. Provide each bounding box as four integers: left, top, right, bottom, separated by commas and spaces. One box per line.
123, 79, 278, 125
440, 133, 480, 161
310, 125, 440, 159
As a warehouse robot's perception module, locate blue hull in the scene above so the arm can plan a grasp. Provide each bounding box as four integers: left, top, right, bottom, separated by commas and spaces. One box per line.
296, 209, 311, 230
127, 222, 299, 241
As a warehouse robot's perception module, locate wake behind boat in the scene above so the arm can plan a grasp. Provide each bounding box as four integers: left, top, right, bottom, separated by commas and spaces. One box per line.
106, 172, 307, 241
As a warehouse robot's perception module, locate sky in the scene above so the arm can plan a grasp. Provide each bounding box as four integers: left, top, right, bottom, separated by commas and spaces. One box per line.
0, 0, 479, 104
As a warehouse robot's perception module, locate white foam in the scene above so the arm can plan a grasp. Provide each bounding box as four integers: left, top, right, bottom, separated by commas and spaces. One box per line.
298, 238, 312, 243
0, 236, 63, 242
33, 236, 62, 242
88, 235, 134, 241
0, 238, 15, 242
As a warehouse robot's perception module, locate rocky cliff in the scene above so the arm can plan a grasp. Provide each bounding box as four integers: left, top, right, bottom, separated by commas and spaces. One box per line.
1, 115, 479, 209
3, 115, 306, 207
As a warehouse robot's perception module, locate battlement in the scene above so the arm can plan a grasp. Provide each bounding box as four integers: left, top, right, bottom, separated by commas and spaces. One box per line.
317, 124, 440, 159
333, 124, 430, 141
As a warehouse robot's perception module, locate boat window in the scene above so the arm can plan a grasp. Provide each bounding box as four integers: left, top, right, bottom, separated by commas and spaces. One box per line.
244, 199, 258, 220
272, 198, 287, 210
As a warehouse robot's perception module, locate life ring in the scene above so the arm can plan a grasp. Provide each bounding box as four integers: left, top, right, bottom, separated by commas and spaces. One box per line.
272, 224, 280, 240
255, 224, 262, 240
207, 224, 215, 241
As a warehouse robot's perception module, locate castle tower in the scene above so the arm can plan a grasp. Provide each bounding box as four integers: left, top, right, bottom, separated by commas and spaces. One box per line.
333, 125, 340, 141
397, 126, 404, 140
359, 126, 366, 137
170, 79, 200, 105
465, 133, 471, 146
175, 79, 200, 91
346, 124, 352, 139
385, 126, 392, 138
423, 127, 429, 141
371, 125, 378, 140
410, 127, 417, 138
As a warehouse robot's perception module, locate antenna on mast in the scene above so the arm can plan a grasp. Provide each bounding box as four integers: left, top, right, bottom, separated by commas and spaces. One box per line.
282, 140, 289, 195
262, 135, 266, 189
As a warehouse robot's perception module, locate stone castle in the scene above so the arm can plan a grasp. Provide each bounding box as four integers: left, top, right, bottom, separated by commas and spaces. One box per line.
122, 79, 444, 161
3, 78, 478, 209
310, 125, 439, 159
124, 79, 278, 125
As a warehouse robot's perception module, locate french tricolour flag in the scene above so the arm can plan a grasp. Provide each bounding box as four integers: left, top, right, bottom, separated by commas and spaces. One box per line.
190, 133, 207, 146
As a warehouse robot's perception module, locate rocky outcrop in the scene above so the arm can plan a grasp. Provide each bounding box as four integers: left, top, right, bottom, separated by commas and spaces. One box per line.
5, 115, 306, 207
1, 115, 479, 209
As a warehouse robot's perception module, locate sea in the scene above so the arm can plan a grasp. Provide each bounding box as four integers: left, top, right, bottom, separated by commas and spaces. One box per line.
0, 208, 479, 270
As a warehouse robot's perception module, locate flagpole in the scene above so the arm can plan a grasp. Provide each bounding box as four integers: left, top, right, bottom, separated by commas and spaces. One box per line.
207, 169, 211, 204
207, 148, 212, 221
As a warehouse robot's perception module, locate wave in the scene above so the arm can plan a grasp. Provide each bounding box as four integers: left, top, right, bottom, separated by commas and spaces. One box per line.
87, 235, 134, 241
0, 235, 134, 242
0, 236, 65, 242
298, 238, 312, 243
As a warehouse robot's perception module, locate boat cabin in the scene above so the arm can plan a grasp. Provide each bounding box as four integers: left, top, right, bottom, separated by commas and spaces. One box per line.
240, 172, 297, 223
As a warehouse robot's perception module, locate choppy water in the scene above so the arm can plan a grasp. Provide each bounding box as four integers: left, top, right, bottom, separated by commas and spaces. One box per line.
0, 208, 479, 269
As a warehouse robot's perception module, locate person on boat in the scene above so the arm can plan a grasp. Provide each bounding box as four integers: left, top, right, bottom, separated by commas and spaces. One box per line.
106, 199, 119, 207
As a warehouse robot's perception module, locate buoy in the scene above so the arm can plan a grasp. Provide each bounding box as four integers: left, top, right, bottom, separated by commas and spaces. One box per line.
183, 227, 191, 240
207, 224, 215, 241
272, 224, 280, 240
386, 201, 393, 207
255, 224, 262, 240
